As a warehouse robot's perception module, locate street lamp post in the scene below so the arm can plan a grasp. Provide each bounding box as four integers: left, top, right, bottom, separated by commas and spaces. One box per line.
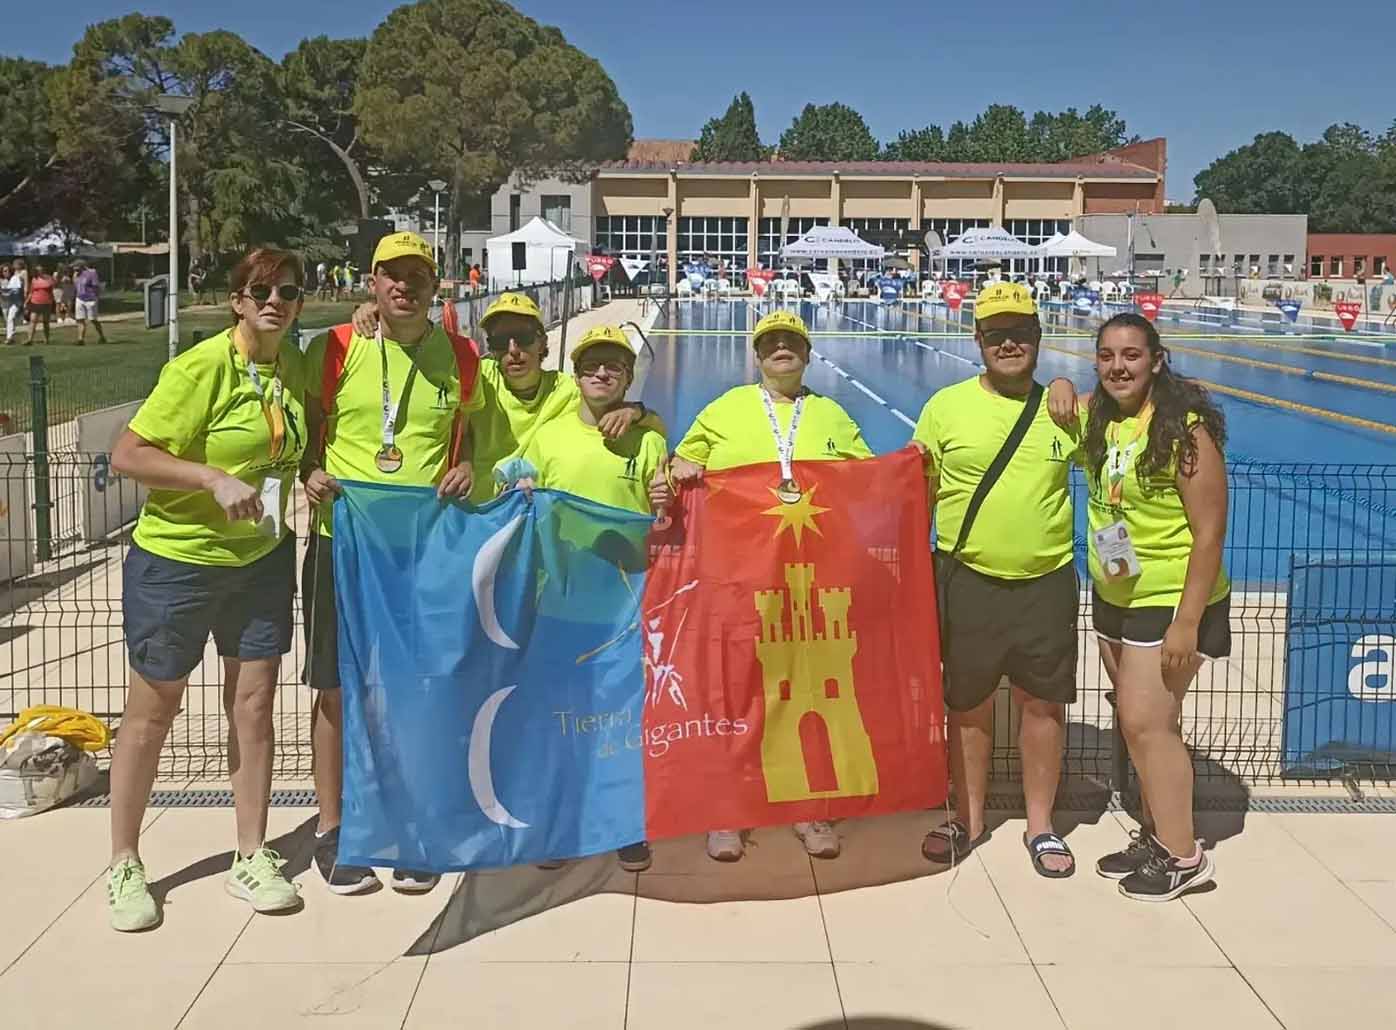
153, 94, 195, 361
427, 179, 448, 275
654, 205, 673, 297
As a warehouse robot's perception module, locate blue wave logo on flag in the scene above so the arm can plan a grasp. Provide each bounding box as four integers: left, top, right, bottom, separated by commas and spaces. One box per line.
332, 482, 652, 871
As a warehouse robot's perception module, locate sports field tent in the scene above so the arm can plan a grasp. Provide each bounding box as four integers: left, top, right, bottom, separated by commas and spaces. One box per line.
930, 226, 1036, 260
486, 217, 584, 290
1035, 230, 1117, 277
780, 225, 884, 262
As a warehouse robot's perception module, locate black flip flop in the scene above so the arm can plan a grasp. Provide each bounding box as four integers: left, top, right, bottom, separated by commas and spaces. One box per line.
1024, 832, 1076, 878
922, 820, 990, 865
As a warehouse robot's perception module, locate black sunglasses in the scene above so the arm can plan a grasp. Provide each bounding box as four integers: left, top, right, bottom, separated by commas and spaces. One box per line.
979, 326, 1040, 348
486, 330, 542, 354
241, 284, 303, 304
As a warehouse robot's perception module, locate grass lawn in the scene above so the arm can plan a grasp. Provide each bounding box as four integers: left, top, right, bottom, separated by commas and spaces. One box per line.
1, 298, 359, 436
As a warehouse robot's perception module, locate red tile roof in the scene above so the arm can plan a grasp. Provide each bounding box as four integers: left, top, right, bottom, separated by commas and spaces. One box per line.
601, 157, 1157, 178
625, 139, 696, 164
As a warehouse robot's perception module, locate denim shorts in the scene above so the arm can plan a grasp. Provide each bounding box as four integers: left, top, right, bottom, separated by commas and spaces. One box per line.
122, 534, 296, 682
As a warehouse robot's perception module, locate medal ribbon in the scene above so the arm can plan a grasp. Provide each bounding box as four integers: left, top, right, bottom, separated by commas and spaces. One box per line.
377, 323, 418, 453
760, 386, 804, 486
1104, 403, 1154, 507
232, 333, 285, 460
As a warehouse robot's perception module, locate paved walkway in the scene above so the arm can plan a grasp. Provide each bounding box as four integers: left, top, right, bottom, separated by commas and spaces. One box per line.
2, 803, 1393, 1029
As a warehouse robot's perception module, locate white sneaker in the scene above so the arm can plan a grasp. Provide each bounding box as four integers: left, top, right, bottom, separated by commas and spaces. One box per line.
794, 821, 840, 858
706, 829, 744, 862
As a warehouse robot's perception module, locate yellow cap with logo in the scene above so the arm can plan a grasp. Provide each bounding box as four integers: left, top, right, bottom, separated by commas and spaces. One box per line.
973, 281, 1037, 321
371, 231, 437, 274
480, 292, 545, 333
751, 309, 810, 348
570, 325, 635, 368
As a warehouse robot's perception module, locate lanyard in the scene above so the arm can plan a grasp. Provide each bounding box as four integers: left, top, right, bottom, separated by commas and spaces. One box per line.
760, 386, 805, 483
1104, 403, 1153, 506
376, 323, 418, 450
232, 335, 285, 460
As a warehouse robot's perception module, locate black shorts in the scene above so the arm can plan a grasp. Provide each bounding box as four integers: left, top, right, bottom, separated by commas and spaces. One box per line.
1092, 589, 1232, 659
122, 534, 295, 682
936, 553, 1079, 712
301, 533, 340, 690
28, 303, 53, 317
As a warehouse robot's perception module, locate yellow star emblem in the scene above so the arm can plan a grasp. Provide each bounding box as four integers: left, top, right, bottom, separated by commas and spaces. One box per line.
761, 484, 830, 546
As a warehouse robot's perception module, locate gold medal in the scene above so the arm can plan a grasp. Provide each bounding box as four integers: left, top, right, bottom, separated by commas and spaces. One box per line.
375, 445, 404, 474
776, 478, 802, 504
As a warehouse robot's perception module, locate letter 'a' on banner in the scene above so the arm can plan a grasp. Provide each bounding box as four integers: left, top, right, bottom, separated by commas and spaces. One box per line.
641, 448, 949, 839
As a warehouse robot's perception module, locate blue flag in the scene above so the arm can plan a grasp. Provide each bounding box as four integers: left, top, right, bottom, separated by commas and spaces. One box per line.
332, 482, 652, 871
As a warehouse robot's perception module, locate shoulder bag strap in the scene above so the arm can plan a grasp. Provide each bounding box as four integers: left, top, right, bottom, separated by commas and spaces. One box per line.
949, 380, 1044, 557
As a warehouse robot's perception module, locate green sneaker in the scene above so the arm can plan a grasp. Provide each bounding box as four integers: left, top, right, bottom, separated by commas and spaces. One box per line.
108, 858, 159, 932
226, 847, 301, 913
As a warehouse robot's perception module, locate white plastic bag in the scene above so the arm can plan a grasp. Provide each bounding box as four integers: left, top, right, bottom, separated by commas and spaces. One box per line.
0, 733, 98, 819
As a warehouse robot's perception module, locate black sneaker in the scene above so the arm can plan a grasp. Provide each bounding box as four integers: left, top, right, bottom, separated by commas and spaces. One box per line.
617, 841, 652, 872
1119, 848, 1215, 902
313, 827, 380, 895
391, 869, 440, 894
1096, 828, 1164, 880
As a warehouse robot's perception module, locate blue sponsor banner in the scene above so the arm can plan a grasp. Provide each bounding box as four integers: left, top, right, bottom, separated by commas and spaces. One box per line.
1282, 553, 1396, 773
1276, 297, 1303, 323
332, 483, 651, 871
1071, 286, 1099, 314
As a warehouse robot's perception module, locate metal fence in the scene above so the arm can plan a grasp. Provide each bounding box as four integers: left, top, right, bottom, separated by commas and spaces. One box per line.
2, 378, 1393, 785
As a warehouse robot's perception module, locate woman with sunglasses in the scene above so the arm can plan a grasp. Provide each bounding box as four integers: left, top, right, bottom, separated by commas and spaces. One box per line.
350, 291, 653, 505
105, 247, 308, 932
1084, 312, 1228, 902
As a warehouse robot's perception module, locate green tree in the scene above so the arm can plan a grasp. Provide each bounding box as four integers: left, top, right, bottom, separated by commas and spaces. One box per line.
280, 36, 374, 220
0, 58, 58, 227
777, 102, 879, 161
886, 104, 1134, 164
355, 0, 632, 276
1192, 131, 1305, 213
691, 92, 765, 162
882, 125, 946, 162
1028, 105, 1133, 162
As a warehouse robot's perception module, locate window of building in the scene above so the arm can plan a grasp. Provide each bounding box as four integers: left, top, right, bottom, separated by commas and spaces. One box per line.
1310, 255, 1324, 277
1003, 219, 1072, 277
593, 215, 669, 267
1282, 254, 1295, 276
1354, 256, 1367, 277
758, 217, 830, 270
1266, 254, 1280, 276
1199, 253, 1213, 276
924, 217, 992, 277
678, 216, 750, 276
1376, 257, 1387, 276
1248, 253, 1261, 275
541, 195, 572, 233
509, 193, 522, 232
1330, 256, 1343, 277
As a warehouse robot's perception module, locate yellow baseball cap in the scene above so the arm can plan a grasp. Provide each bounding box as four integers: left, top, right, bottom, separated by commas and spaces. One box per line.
974, 282, 1037, 321
371, 231, 437, 275
480, 292, 545, 333
751, 309, 810, 349
570, 325, 635, 368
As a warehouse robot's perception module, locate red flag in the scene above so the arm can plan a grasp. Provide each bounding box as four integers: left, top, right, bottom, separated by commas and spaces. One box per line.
1335, 301, 1361, 332
586, 255, 616, 282
747, 267, 775, 298
1136, 292, 1163, 321
641, 450, 948, 839
940, 280, 967, 311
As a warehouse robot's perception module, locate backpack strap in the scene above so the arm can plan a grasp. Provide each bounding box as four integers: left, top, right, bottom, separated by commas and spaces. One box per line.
317, 323, 354, 457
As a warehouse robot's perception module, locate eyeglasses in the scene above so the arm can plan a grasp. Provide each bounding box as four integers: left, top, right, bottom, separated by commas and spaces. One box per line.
486, 330, 542, 354
576, 360, 629, 378
240, 284, 303, 304
979, 327, 1040, 349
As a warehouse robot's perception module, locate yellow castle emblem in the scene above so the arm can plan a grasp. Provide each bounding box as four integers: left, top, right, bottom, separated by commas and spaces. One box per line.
754, 562, 877, 803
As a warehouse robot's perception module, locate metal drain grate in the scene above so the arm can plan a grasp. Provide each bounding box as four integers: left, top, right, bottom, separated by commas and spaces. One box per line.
77, 789, 318, 808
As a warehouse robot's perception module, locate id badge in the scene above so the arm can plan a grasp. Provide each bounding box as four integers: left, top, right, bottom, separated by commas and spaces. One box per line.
255, 476, 283, 538
1092, 519, 1141, 580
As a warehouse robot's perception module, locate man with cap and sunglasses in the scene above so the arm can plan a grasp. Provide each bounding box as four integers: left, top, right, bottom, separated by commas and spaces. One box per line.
299, 230, 485, 897
499, 324, 673, 873
912, 282, 1083, 879
351, 291, 655, 504
670, 308, 872, 862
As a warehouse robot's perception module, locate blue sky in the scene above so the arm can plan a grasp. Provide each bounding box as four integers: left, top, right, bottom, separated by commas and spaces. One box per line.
11, 1, 1393, 198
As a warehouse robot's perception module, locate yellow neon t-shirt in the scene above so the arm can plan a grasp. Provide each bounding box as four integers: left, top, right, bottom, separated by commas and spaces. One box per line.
466, 362, 580, 504
913, 376, 1081, 580
674, 384, 872, 471
305, 324, 484, 534
129, 328, 307, 567
519, 410, 667, 515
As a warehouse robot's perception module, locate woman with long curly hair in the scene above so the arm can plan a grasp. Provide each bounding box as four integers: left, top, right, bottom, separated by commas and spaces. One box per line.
1083, 312, 1230, 902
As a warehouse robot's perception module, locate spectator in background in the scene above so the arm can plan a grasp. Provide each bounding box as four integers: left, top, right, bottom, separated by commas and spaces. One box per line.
73, 260, 108, 346
188, 258, 208, 303
56, 264, 75, 324
25, 263, 56, 345
469, 263, 481, 293
315, 259, 329, 300
3, 262, 24, 345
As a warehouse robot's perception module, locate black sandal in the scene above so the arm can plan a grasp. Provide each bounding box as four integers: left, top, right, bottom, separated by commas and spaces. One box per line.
1024, 832, 1076, 878
921, 820, 988, 865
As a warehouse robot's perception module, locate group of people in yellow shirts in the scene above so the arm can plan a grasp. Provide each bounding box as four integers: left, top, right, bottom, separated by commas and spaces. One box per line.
102, 230, 1231, 932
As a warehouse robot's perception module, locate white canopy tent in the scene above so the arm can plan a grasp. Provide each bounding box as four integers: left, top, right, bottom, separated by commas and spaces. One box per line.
1034, 229, 1117, 279
486, 217, 584, 290
3, 222, 113, 260
779, 225, 884, 262
930, 225, 1037, 260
